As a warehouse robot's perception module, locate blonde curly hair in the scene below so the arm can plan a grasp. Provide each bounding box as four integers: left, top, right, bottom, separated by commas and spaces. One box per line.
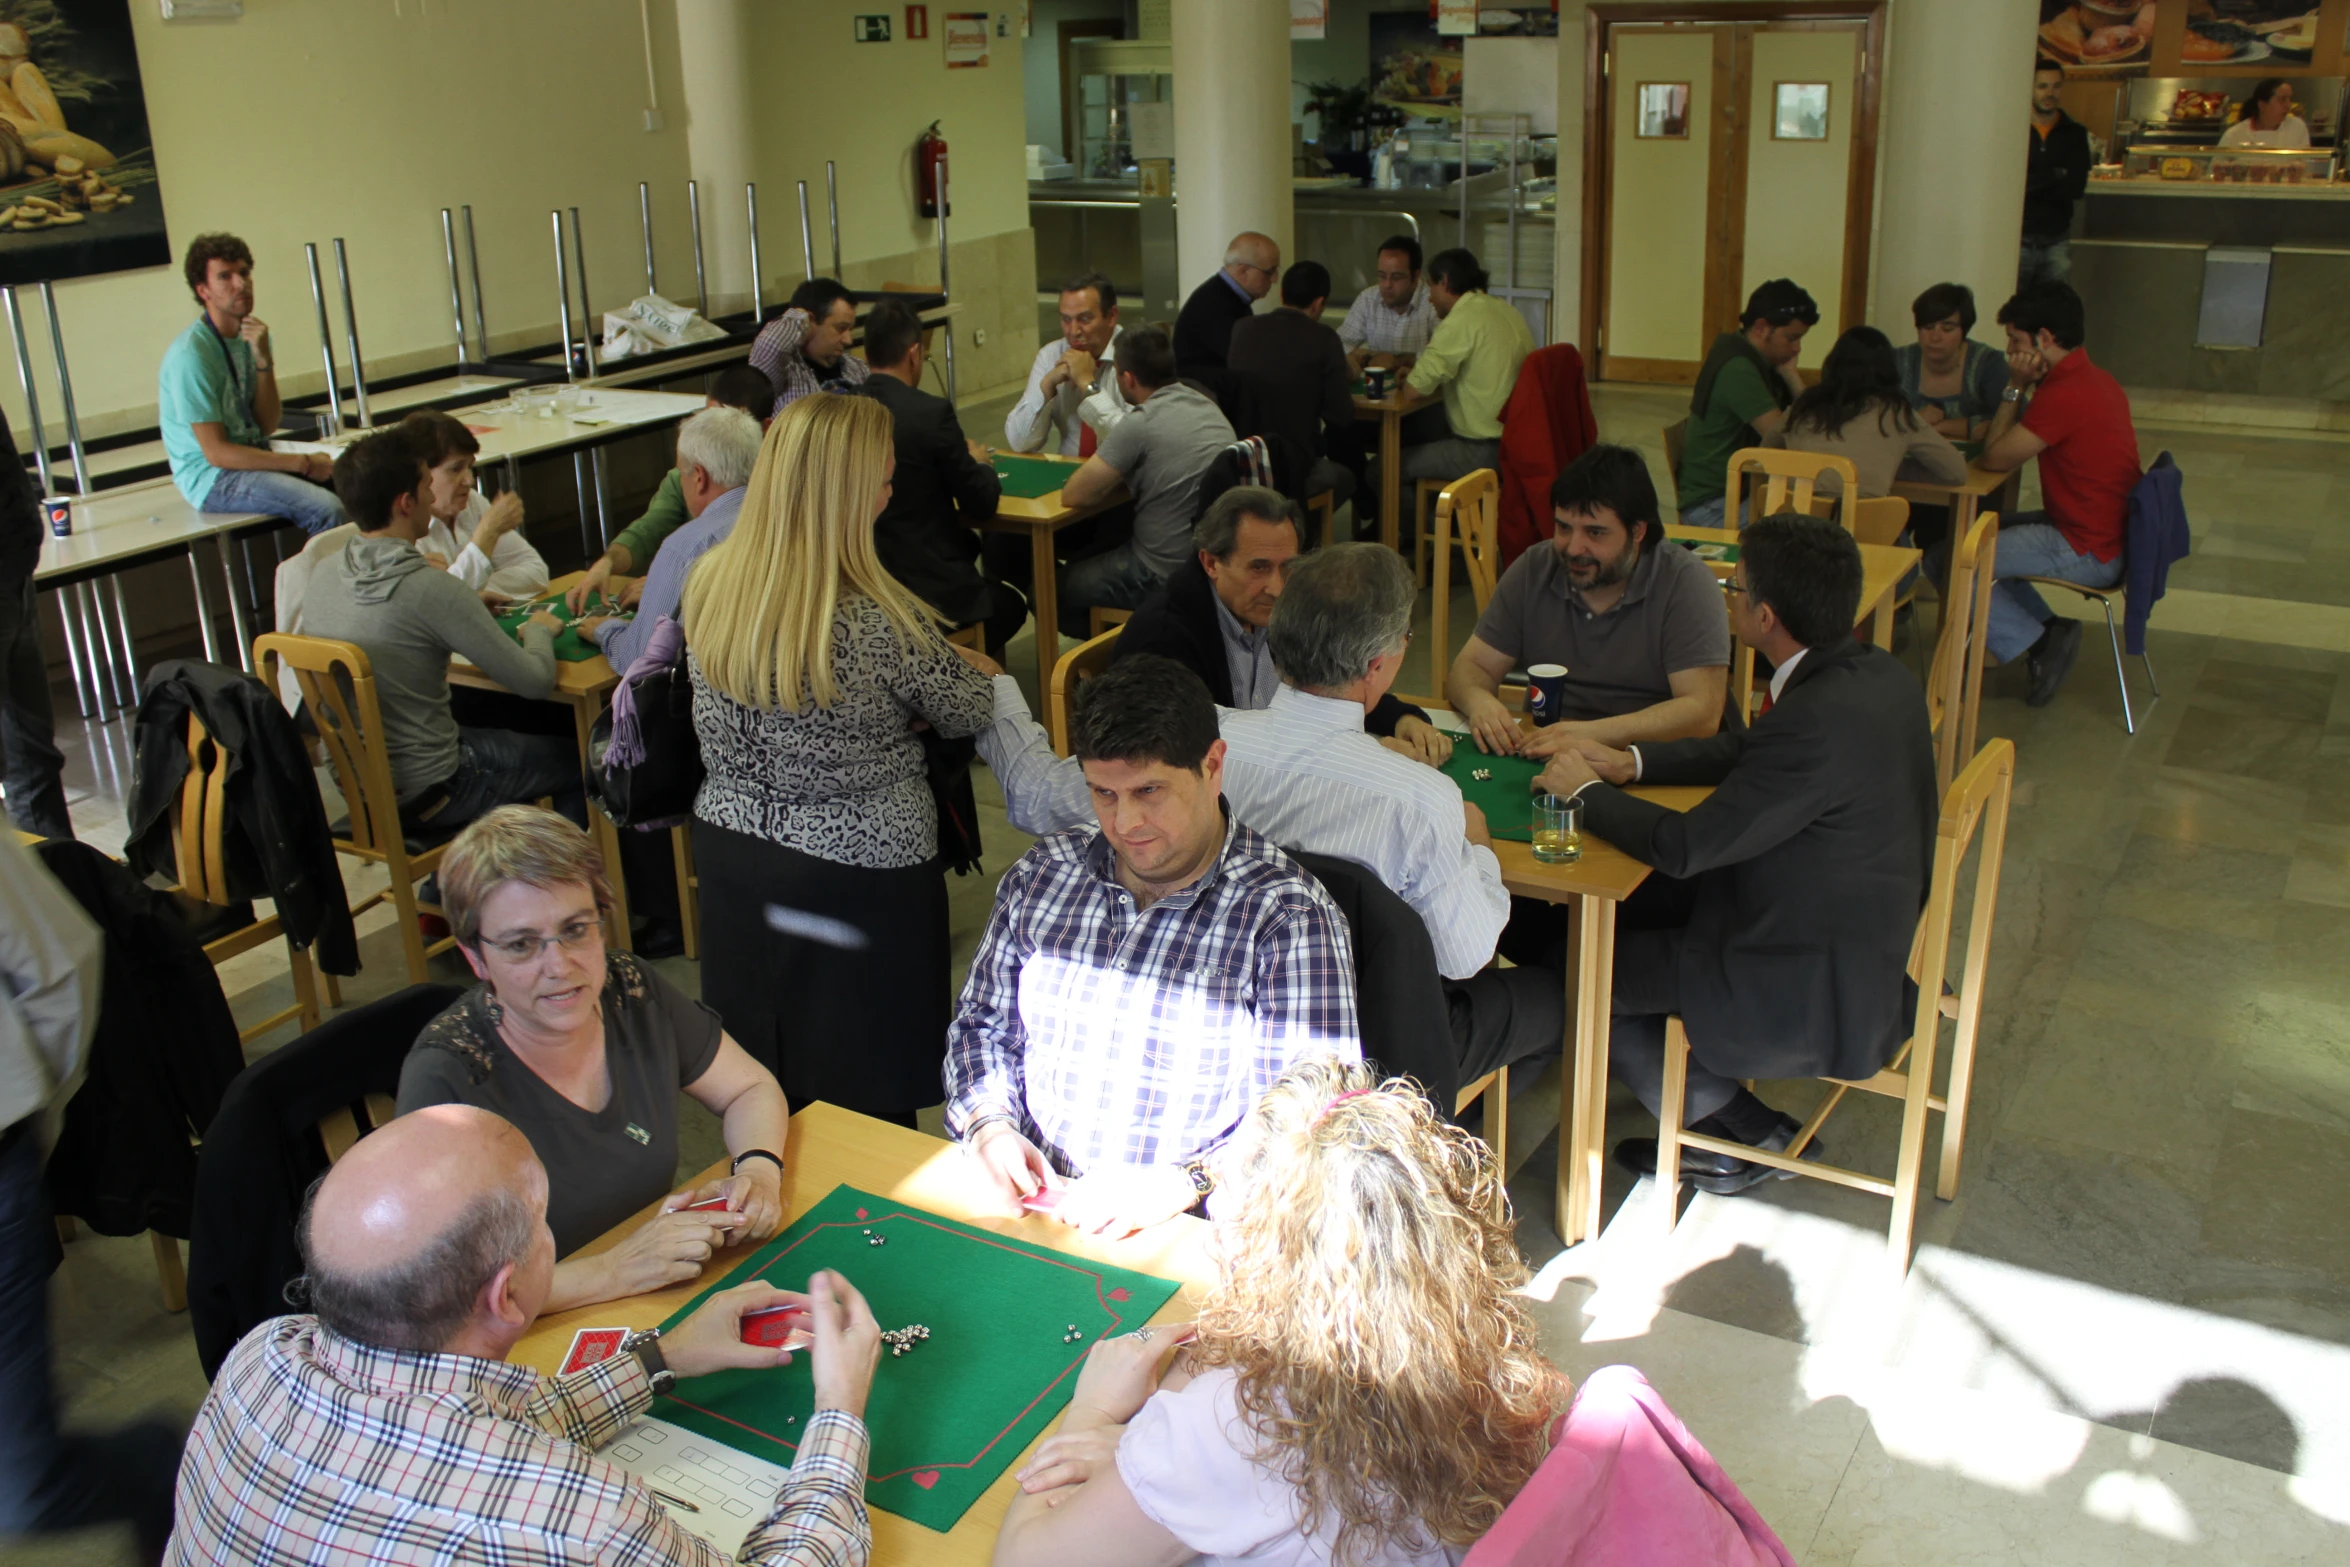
1190, 1059, 1569, 1564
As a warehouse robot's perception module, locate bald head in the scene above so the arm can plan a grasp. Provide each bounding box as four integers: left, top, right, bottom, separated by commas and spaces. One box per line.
1223, 232, 1280, 301
302, 1105, 549, 1354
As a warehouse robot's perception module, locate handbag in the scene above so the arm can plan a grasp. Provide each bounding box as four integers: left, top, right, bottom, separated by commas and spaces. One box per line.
588, 617, 705, 829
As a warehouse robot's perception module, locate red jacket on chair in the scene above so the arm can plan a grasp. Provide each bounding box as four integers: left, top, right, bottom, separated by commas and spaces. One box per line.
1496, 343, 1600, 567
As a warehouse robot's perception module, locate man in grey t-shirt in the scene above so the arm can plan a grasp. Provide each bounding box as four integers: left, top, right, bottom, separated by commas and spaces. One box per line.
1446, 444, 1731, 756
1056, 325, 1235, 639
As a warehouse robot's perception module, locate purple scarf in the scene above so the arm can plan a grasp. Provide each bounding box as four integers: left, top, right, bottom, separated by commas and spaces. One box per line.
604, 614, 685, 769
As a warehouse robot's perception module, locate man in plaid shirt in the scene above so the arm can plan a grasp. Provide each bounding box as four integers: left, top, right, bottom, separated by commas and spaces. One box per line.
748, 279, 870, 411
169, 1106, 880, 1567
944, 654, 1362, 1239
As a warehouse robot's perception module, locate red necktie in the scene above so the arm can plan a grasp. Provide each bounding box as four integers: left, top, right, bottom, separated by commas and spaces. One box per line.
1079, 421, 1097, 458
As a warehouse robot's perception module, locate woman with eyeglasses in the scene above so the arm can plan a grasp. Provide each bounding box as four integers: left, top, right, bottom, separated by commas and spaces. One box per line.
395, 805, 791, 1312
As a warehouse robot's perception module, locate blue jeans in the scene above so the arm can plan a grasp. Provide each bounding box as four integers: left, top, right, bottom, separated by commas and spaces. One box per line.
410, 726, 586, 834
1060, 544, 1165, 640
203, 467, 349, 535
1985, 512, 2122, 662
2018, 235, 2072, 290
0, 1121, 182, 1554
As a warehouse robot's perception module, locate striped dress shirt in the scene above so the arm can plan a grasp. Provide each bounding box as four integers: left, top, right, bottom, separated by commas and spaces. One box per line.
975, 678, 1507, 982
1337, 281, 1438, 358
943, 813, 1361, 1177
169, 1316, 870, 1567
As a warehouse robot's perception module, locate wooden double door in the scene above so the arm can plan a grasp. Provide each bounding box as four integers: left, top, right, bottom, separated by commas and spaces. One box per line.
1582, 3, 1886, 384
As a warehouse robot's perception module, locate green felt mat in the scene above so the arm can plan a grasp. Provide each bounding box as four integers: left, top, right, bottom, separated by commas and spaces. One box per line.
493, 589, 627, 662
991, 453, 1074, 500
1439, 743, 1547, 842
653, 1183, 1182, 1534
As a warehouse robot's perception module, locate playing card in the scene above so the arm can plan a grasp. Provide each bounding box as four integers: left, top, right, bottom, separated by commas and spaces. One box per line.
1019, 1187, 1066, 1214
682, 1195, 733, 1213
561, 1326, 630, 1375
739, 1305, 810, 1349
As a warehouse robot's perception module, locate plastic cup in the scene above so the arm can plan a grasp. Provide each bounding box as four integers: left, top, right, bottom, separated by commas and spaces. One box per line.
1526, 663, 1570, 726
42, 497, 72, 538
1531, 793, 1583, 865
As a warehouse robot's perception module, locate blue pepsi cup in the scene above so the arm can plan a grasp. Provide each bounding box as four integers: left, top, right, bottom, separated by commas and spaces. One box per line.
42, 497, 71, 538
1526, 663, 1569, 726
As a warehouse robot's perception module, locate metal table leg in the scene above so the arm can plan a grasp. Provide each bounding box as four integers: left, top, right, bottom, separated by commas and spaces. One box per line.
216, 535, 255, 672
187, 550, 222, 666
108, 576, 139, 705
52, 587, 93, 720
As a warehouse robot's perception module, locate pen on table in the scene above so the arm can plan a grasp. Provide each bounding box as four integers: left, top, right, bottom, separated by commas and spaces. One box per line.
650, 1487, 702, 1513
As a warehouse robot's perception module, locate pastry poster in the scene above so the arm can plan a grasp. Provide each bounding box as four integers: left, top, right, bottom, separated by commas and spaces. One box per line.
2039, 2, 2163, 75
0, 0, 168, 286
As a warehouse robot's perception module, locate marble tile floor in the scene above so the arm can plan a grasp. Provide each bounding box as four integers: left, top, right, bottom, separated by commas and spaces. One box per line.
20, 382, 2350, 1563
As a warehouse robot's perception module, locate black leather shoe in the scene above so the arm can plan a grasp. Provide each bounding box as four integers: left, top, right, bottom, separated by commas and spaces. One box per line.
2026, 617, 2083, 708
1616, 1116, 1824, 1197
1612, 1137, 1750, 1181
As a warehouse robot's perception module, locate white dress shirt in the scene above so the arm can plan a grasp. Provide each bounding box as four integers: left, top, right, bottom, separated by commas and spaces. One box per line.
425, 493, 551, 599
1005, 327, 1133, 456
978, 677, 1508, 980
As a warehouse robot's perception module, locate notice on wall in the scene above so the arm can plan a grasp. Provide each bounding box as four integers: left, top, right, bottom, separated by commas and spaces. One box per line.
944, 10, 989, 67
854, 14, 891, 42
1290, 1, 1329, 41
1436, 1, 1478, 37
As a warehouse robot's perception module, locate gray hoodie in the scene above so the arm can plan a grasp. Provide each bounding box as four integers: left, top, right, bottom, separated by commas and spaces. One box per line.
300, 534, 558, 797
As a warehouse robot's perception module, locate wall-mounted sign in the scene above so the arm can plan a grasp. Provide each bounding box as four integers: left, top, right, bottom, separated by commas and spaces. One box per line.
905, 6, 929, 41
1291, 1, 1329, 41
944, 10, 989, 67
1436, 1, 1478, 37
854, 14, 891, 43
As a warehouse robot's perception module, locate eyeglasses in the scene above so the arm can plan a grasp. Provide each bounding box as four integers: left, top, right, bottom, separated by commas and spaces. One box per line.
1720, 578, 1749, 598
479, 917, 603, 964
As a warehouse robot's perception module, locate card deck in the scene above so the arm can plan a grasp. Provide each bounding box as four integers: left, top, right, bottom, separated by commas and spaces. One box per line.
1019, 1187, 1066, 1214
561, 1327, 630, 1375
739, 1305, 811, 1349
682, 1195, 734, 1214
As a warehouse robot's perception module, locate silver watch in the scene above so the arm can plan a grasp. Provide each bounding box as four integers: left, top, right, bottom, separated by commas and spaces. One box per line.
2001, 385, 2023, 403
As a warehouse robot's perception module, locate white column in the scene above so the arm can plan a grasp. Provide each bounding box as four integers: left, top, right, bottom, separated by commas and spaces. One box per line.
1170, 0, 1294, 297
1874, 0, 2042, 332
675, 0, 756, 313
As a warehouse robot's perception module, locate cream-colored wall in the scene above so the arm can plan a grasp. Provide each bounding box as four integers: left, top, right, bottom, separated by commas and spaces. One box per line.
10, 0, 1039, 447
1604, 31, 1715, 364
1741, 28, 1859, 368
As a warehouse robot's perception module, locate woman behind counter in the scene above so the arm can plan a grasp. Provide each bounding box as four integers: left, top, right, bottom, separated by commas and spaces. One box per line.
1894, 282, 2008, 441
2219, 79, 2309, 149
397, 806, 793, 1312
684, 391, 994, 1127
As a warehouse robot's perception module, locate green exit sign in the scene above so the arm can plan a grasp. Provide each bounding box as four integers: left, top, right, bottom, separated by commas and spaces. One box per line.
854, 14, 891, 41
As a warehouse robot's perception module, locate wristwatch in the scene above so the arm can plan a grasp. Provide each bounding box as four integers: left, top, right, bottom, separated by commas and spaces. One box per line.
1179, 1157, 1216, 1199
619, 1327, 675, 1395
731, 1148, 783, 1177
2001, 385, 2023, 403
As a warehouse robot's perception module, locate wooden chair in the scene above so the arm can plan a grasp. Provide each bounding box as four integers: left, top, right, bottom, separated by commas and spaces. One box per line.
1727, 447, 1857, 531
2010, 573, 2160, 735
318, 1091, 401, 1165
1307, 488, 1336, 548
1662, 419, 1688, 505
946, 623, 986, 652
1656, 738, 2016, 1281
1087, 605, 1133, 638
169, 709, 323, 1046
1925, 512, 1997, 797
1048, 624, 1123, 757
256, 633, 457, 988
1457, 1065, 1509, 1175
1850, 492, 1919, 620
1423, 469, 1502, 678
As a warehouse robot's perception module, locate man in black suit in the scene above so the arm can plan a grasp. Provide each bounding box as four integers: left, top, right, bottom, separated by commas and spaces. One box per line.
1227, 260, 1359, 515
1535, 511, 1937, 1194
1115, 486, 1448, 762
856, 299, 1027, 656
1173, 230, 1278, 372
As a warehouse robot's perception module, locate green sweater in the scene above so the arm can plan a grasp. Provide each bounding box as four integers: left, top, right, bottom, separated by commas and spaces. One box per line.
608, 468, 690, 572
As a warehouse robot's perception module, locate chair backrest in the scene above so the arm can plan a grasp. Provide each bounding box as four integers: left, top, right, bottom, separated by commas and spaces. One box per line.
1848, 494, 1910, 548
1924, 511, 1997, 796
1048, 624, 1123, 757
254, 633, 405, 861
1661, 419, 1688, 502
1728, 447, 1857, 530
1906, 738, 2015, 1120
319, 1092, 400, 1164
173, 710, 236, 907
1437, 468, 1503, 609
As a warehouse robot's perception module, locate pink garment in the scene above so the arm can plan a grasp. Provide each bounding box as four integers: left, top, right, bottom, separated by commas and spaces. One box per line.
1463, 1365, 1795, 1567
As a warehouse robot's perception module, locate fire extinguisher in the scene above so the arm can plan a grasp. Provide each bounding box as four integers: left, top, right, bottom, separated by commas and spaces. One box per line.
916, 120, 950, 219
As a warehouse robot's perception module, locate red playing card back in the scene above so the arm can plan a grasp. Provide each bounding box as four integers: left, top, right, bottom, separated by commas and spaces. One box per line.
1019, 1187, 1065, 1213
739, 1305, 809, 1348
561, 1327, 629, 1375
683, 1195, 733, 1213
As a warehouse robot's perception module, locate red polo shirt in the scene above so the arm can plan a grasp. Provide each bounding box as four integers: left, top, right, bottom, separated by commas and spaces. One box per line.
2020, 348, 2140, 562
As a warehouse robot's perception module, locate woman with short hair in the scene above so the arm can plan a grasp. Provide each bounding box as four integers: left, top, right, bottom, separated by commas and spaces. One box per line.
1776, 324, 1968, 502
396, 805, 791, 1312
1894, 283, 2008, 441
397, 410, 550, 600
686, 392, 994, 1125
992, 1060, 1568, 1566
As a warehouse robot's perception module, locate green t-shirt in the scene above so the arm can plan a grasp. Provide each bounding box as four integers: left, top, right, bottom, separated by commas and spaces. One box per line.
158, 316, 264, 509
1677, 356, 1780, 511
607, 466, 690, 573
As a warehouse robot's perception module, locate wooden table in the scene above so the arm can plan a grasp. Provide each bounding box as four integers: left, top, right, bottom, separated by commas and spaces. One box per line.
1664, 525, 1922, 651
973, 451, 1128, 694
444, 571, 636, 948
1351, 381, 1430, 553
515, 1103, 1209, 1565
1889, 463, 2020, 549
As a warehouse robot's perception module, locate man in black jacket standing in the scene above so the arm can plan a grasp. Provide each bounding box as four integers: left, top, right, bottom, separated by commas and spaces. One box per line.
857, 300, 1027, 656
1173, 231, 1279, 372
2021, 58, 2093, 289
1534, 511, 1937, 1194
0, 408, 70, 842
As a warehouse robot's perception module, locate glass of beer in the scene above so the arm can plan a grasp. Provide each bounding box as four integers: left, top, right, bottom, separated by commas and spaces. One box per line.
1532, 793, 1583, 865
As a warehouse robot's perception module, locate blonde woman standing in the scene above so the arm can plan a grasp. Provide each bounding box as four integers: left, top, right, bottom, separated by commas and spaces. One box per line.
684, 392, 994, 1124
992, 1060, 1568, 1566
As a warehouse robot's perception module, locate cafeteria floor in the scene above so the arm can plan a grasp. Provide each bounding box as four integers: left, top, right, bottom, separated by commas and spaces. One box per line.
24, 381, 2350, 1565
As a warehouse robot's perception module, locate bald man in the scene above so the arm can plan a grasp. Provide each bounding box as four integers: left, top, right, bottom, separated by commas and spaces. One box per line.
169, 1105, 883, 1567
1174, 230, 1280, 373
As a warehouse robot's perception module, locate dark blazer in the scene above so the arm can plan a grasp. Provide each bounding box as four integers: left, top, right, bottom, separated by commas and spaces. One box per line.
1580, 640, 1936, 1082
1227, 308, 1354, 464
1114, 556, 1426, 737
1174, 271, 1256, 372
859, 373, 1003, 627
1289, 850, 1456, 1109
2023, 111, 2094, 240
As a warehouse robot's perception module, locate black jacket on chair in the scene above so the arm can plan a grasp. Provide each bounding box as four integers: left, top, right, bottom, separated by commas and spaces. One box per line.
858, 373, 1005, 628
1174, 272, 1256, 372
186, 983, 465, 1377
1114, 557, 1427, 739
122, 659, 360, 976
1578, 640, 1936, 1082
37, 840, 247, 1241
1289, 850, 1457, 1109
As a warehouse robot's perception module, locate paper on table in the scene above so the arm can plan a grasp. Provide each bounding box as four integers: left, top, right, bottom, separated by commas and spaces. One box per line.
600, 1415, 790, 1555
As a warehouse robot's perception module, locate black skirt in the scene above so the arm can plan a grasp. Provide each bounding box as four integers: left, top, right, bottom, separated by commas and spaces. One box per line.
691, 817, 951, 1119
